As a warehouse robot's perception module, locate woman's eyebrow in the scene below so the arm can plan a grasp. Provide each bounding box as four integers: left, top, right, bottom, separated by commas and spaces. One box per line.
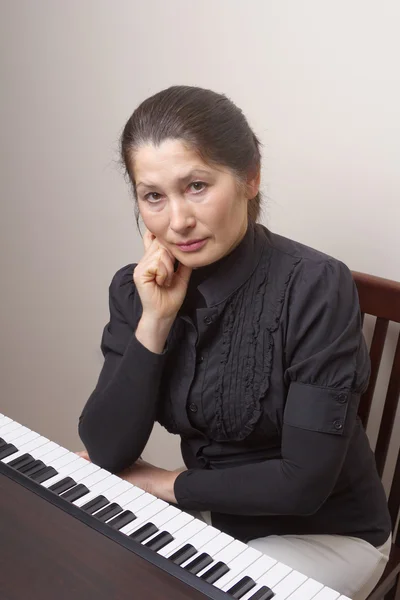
136, 168, 212, 190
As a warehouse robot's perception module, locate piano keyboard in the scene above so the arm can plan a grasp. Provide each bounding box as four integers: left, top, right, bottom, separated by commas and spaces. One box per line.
0, 413, 350, 600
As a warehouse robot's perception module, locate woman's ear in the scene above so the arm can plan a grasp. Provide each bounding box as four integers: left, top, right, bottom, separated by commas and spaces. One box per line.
247, 168, 261, 199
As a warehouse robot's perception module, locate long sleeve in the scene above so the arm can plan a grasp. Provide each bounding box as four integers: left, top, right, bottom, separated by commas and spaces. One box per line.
174, 258, 370, 515
78, 265, 168, 473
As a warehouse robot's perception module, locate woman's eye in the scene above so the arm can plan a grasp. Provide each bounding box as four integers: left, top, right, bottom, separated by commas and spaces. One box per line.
145, 192, 162, 203
189, 181, 207, 193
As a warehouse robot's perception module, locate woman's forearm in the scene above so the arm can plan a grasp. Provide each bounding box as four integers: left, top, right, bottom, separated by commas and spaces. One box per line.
78, 333, 168, 473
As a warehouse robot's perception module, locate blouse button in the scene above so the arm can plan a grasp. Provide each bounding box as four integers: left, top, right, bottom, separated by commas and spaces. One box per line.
204, 316, 213, 325
333, 420, 343, 430
196, 355, 204, 364
337, 393, 347, 404
188, 403, 198, 413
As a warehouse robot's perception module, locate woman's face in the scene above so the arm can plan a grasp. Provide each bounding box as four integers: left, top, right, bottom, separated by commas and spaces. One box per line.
132, 139, 258, 268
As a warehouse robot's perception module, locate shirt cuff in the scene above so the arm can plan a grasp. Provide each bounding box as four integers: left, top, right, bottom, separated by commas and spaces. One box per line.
129, 330, 169, 359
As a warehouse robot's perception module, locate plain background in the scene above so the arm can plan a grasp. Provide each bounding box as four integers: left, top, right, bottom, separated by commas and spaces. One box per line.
0, 1, 399, 492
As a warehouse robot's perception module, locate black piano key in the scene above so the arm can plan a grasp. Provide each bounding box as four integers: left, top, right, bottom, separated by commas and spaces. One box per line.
20, 460, 46, 476
107, 510, 136, 530
247, 586, 275, 600
0, 444, 18, 459
49, 477, 76, 494
30, 466, 58, 483
200, 561, 230, 584
81, 495, 109, 515
0, 437, 7, 448
8, 453, 35, 469
129, 522, 159, 543
60, 484, 90, 503
94, 503, 123, 522
169, 544, 197, 566
144, 531, 174, 551
184, 552, 213, 575
227, 576, 256, 599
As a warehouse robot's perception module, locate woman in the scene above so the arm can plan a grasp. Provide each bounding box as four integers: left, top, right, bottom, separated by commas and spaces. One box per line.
78, 85, 391, 599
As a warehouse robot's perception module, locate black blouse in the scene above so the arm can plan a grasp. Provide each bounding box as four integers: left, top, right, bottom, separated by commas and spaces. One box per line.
78, 223, 391, 547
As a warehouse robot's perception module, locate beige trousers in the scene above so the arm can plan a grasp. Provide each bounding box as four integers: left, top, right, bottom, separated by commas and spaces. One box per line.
199, 511, 391, 600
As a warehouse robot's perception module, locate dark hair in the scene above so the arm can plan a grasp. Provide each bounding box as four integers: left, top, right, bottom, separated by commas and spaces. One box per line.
120, 85, 263, 226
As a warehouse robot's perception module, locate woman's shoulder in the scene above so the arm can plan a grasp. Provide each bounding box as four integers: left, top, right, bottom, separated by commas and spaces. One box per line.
108, 263, 140, 321
259, 224, 339, 265
109, 263, 137, 292
258, 225, 353, 284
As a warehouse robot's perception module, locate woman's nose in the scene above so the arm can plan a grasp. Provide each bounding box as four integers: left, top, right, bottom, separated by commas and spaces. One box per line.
169, 202, 196, 233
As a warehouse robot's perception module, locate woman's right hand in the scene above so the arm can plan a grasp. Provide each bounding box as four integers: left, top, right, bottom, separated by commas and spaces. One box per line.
133, 230, 192, 321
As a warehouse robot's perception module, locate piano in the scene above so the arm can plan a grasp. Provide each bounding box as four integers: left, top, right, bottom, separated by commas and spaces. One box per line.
0, 413, 350, 600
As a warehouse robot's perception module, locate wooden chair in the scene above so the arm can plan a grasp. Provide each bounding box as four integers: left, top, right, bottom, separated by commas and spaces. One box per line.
351, 271, 400, 600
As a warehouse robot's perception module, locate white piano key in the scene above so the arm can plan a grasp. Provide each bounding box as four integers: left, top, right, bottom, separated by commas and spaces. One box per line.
222, 554, 277, 593
87, 474, 121, 495
8, 431, 39, 447
0, 419, 18, 432
210, 538, 247, 565
286, 578, 324, 600
199, 532, 234, 558
31, 441, 59, 459
272, 571, 308, 600
123, 491, 158, 514
311, 587, 341, 600
257, 562, 293, 588
337, 596, 352, 600
39, 446, 69, 463
102, 479, 131, 500
0, 422, 24, 435
0, 414, 8, 424
2, 435, 50, 463
146, 504, 181, 527
77, 468, 111, 490
51, 452, 87, 475
182, 525, 221, 551
217, 547, 262, 589
50, 452, 81, 471
120, 499, 169, 535
157, 517, 206, 557
1, 425, 31, 443
111, 485, 144, 508
69, 462, 100, 482
160, 511, 197, 536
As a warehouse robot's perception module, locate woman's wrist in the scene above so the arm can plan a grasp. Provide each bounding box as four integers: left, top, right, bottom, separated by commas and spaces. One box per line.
135, 314, 175, 354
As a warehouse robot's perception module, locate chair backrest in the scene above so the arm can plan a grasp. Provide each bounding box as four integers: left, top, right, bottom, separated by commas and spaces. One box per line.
352, 270, 400, 543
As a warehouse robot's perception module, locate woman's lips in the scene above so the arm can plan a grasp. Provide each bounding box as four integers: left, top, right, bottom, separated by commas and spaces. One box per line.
176, 238, 208, 252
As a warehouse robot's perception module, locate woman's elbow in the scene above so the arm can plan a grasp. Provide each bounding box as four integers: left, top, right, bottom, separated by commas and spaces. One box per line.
288, 481, 331, 516
78, 418, 137, 474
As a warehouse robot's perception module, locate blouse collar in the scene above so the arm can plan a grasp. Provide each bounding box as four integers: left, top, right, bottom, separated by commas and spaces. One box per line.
190, 221, 267, 308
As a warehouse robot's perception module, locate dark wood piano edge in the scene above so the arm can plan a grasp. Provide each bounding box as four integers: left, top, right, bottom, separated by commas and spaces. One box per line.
0, 460, 229, 600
